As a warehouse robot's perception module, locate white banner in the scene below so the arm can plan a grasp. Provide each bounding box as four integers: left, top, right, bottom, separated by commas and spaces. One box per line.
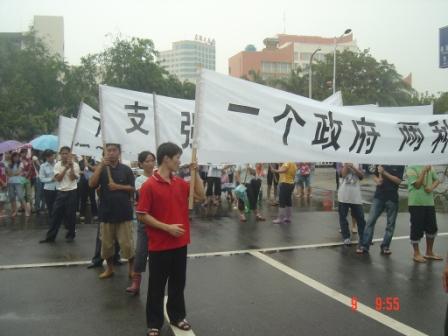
72, 103, 103, 160
347, 104, 433, 115
99, 85, 156, 161
155, 94, 195, 161
58, 116, 76, 149
196, 69, 448, 165
323, 91, 343, 106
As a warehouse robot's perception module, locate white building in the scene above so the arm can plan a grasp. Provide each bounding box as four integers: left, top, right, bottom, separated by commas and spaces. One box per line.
33, 16, 64, 59
159, 36, 216, 83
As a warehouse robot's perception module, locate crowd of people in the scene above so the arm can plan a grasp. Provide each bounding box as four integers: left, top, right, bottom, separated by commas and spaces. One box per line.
0, 143, 446, 335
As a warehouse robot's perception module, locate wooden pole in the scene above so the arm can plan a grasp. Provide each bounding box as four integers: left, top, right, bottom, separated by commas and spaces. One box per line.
188, 67, 203, 210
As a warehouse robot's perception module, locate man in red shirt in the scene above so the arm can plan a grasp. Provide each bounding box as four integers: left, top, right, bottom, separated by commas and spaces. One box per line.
137, 142, 205, 336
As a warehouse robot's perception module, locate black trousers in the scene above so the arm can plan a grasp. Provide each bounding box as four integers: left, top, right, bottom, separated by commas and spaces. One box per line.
91, 222, 120, 265
147, 246, 187, 329
43, 189, 57, 218
279, 183, 295, 207
206, 177, 221, 197
238, 179, 262, 211
46, 190, 77, 240
79, 176, 98, 217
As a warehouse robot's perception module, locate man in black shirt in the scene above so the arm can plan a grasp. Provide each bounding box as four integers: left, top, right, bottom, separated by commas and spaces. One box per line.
358, 165, 404, 254
89, 144, 135, 279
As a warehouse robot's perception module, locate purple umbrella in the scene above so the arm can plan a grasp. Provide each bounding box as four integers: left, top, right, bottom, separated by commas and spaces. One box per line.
0, 140, 27, 154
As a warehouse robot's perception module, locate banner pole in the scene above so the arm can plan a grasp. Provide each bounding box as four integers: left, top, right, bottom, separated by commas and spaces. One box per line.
99, 85, 113, 184
188, 68, 203, 210
153, 92, 160, 150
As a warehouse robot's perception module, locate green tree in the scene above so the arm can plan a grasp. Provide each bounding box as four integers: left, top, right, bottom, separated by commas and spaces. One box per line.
0, 31, 67, 140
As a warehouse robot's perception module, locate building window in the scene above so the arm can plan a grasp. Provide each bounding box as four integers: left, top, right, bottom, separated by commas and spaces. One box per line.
300, 52, 311, 61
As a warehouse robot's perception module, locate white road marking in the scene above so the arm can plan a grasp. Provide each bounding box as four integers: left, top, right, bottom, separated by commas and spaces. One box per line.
163, 296, 196, 336
1, 233, 447, 270
250, 251, 428, 336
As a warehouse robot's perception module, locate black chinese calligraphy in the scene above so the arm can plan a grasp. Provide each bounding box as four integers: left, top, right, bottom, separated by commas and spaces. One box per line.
74, 143, 91, 148
93, 116, 101, 137
124, 101, 149, 135
349, 117, 381, 154
273, 104, 306, 145
181, 112, 195, 149
429, 120, 448, 154
312, 111, 343, 150
397, 122, 424, 152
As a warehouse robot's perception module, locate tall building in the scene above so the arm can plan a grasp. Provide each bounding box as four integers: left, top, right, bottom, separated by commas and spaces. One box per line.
159, 36, 216, 83
229, 33, 358, 80
33, 16, 64, 59
0, 16, 64, 59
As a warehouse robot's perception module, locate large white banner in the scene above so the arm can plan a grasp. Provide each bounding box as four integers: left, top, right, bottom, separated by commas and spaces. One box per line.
155, 94, 195, 161
99, 85, 156, 161
196, 69, 448, 165
348, 104, 433, 115
72, 103, 103, 160
58, 116, 76, 149
323, 91, 343, 106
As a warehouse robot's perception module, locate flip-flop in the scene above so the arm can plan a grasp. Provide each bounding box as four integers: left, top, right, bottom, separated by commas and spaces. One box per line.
171, 319, 191, 331
423, 255, 443, 261
413, 256, 426, 263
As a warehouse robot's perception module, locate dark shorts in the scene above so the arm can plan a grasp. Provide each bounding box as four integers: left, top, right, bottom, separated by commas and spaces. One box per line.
409, 206, 438, 242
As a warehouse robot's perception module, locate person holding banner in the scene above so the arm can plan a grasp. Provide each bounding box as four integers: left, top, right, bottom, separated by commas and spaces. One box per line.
136, 142, 205, 336
271, 162, 297, 224
358, 165, 404, 255
337, 163, 366, 246
89, 144, 136, 279
126, 150, 156, 295
39, 147, 80, 243
406, 165, 443, 263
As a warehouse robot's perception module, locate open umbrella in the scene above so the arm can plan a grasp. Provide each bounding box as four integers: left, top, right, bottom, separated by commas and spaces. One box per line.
0, 140, 28, 154
30, 135, 58, 152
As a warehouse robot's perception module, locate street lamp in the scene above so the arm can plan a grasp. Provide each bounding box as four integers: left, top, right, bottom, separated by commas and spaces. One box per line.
309, 47, 321, 99
333, 28, 352, 94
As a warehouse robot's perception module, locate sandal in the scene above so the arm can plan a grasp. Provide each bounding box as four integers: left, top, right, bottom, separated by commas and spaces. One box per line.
256, 214, 266, 221
171, 319, 192, 331
147, 328, 159, 336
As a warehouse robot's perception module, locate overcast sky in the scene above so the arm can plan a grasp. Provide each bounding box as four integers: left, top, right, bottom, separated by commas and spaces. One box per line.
1, 0, 447, 95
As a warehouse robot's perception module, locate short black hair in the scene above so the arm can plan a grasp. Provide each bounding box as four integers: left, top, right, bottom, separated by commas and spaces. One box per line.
156, 142, 182, 166
138, 151, 156, 164
44, 150, 55, 158
105, 143, 121, 152
59, 146, 71, 153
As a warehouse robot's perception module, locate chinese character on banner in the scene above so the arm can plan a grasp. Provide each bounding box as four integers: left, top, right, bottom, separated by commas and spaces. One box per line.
180, 112, 195, 149
312, 111, 343, 150
349, 117, 381, 154
429, 120, 448, 153
74, 143, 91, 148
124, 101, 149, 135
397, 122, 424, 152
93, 116, 101, 137
273, 104, 306, 145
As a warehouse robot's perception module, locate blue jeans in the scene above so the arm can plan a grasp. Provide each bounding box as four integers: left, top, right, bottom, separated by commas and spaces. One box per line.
338, 202, 366, 243
362, 198, 398, 250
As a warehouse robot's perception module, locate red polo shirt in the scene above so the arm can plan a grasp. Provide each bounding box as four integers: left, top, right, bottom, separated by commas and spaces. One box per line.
136, 171, 190, 252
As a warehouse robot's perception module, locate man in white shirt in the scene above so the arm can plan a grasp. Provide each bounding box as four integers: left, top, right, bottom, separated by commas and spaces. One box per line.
38, 150, 57, 218
40, 146, 80, 243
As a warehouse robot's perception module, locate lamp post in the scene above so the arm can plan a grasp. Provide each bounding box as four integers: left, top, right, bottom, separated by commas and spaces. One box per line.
309, 47, 321, 99
333, 28, 352, 94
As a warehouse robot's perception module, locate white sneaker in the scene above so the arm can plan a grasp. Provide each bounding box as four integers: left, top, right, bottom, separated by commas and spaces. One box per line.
343, 238, 351, 246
